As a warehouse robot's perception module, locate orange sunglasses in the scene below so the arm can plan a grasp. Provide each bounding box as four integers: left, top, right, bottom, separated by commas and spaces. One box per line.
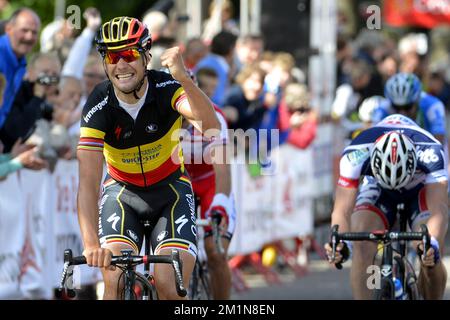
104, 48, 142, 64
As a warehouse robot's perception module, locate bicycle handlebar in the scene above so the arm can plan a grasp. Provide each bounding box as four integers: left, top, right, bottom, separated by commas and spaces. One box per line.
210, 210, 225, 255
56, 248, 187, 299
330, 224, 431, 270
196, 211, 225, 255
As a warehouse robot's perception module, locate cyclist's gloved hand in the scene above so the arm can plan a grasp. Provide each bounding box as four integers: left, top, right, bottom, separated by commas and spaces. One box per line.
324, 240, 351, 265
207, 193, 230, 234
417, 236, 440, 267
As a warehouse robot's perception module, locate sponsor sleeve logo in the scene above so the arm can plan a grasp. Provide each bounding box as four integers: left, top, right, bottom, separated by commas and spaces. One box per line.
337, 176, 359, 188
346, 148, 370, 166
155, 80, 180, 88
83, 96, 108, 123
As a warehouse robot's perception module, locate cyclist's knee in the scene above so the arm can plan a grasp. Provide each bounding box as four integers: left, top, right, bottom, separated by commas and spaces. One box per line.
351, 209, 386, 233
102, 268, 123, 288
350, 210, 383, 261
154, 249, 195, 300
204, 238, 229, 267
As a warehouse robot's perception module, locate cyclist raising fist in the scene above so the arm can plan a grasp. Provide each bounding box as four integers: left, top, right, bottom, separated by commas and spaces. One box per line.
77, 16, 219, 300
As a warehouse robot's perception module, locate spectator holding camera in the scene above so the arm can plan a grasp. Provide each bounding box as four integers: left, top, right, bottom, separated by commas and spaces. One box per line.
0, 52, 61, 153
278, 83, 317, 149
0, 69, 46, 180
0, 8, 40, 130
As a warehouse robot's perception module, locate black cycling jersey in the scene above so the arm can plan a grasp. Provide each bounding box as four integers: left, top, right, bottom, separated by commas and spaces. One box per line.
78, 70, 188, 187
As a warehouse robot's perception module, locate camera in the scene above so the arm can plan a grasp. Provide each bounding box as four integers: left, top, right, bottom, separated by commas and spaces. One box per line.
36, 73, 59, 86
39, 100, 54, 121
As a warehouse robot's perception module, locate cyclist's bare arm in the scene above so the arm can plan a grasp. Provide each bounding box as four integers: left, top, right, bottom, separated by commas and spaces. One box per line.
211, 144, 231, 231
211, 144, 231, 196
176, 78, 220, 136
160, 47, 220, 135
325, 185, 358, 263
424, 180, 449, 246
330, 185, 359, 233
77, 149, 111, 268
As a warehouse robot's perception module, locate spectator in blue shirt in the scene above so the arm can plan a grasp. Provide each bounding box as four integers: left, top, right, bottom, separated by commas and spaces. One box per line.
0, 8, 40, 129
196, 31, 237, 107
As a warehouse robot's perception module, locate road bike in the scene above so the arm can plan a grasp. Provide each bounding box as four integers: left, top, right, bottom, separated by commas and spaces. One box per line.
330, 204, 431, 300
57, 220, 187, 300
188, 211, 223, 300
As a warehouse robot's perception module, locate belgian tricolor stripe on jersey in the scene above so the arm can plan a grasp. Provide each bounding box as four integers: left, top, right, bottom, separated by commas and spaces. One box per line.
78, 127, 105, 152
79, 117, 185, 187
171, 87, 188, 111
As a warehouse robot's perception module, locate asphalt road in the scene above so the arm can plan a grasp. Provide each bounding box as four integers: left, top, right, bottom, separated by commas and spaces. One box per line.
231, 256, 450, 300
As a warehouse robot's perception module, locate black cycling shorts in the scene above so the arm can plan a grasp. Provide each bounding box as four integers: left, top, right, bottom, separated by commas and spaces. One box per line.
98, 171, 198, 258
355, 176, 431, 230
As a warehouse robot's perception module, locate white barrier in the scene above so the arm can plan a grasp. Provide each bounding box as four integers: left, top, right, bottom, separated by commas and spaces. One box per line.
0, 172, 25, 299
228, 145, 315, 256
0, 125, 334, 298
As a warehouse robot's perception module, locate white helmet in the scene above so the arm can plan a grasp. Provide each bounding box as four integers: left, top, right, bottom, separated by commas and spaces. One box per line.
359, 96, 388, 122
370, 131, 417, 189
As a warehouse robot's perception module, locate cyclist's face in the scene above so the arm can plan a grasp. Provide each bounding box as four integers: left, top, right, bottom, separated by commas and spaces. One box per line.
105, 48, 149, 94
393, 103, 417, 120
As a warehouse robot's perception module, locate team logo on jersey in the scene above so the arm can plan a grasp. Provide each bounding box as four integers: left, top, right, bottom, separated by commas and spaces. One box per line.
123, 131, 132, 139
126, 229, 139, 243
83, 96, 108, 123
146, 124, 158, 133
346, 148, 369, 166
417, 149, 439, 164
114, 125, 122, 140
157, 231, 168, 242
175, 215, 189, 235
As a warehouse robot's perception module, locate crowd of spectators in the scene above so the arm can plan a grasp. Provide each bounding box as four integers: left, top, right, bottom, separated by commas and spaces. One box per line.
0, 1, 317, 182
332, 26, 450, 140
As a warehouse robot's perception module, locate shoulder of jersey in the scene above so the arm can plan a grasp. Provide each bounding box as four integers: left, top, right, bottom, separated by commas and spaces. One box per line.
213, 104, 228, 123
91, 79, 110, 95
149, 70, 181, 89
83, 79, 111, 115
419, 91, 444, 108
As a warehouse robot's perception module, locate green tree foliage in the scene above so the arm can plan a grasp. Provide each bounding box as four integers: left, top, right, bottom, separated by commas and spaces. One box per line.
1, 0, 156, 29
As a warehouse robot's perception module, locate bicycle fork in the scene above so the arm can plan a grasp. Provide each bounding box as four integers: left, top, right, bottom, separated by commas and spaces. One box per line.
142, 220, 152, 300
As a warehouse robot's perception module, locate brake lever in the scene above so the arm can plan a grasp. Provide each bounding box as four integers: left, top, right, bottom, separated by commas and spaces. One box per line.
330, 225, 343, 270
420, 224, 431, 260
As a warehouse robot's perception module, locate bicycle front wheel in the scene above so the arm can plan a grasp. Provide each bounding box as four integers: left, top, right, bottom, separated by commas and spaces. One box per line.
373, 277, 395, 300
135, 272, 158, 300
189, 262, 212, 300
120, 272, 157, 300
